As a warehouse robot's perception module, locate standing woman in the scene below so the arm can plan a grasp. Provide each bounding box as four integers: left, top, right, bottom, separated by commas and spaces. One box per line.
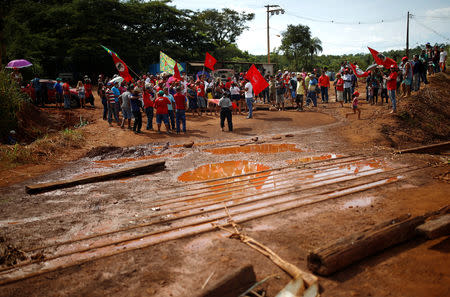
76, 81, 85, 108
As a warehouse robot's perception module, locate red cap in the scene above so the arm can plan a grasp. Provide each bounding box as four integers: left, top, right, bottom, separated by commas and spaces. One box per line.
390, 65, 396, 69
353, 91, 360, 97
402, 56, 408, 61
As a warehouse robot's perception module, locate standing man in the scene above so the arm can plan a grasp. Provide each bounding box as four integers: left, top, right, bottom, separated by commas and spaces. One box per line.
318, 70, 330, 103
174, 86, 187, 134
342, 70, 352, 104
130, 87, 143, 134
143, 85, 154, 130
400, 56, 412, 98
295, 74, 306, 111
385, 65, 398, 114
111, 82, 121, 123
164, 88, 176, 130
219, 90, 233, 132
196, 79, 206, 115
153, 90, 171, 134
106, 83, 119, 126
54, 78, 63, 109
244, 78, 254, 119
31, 75, 43, 107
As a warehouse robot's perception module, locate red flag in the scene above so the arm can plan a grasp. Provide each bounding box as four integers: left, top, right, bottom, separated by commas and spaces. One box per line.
111, 54, 132, 82
173, 63, 182, 80
368, 47, 397, 69
244, 64, 269, 96
204, 52, 217, 70
349, 62, 369, 78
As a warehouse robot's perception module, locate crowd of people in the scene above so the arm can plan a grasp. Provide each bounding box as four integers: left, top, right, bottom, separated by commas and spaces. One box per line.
13, 43, 448, 130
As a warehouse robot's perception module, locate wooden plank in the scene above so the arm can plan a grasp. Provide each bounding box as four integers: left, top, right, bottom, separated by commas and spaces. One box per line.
416, 214, 450, 239
25, 161, 165, 195
307, 215, 425, 276
395, 141, 450, 154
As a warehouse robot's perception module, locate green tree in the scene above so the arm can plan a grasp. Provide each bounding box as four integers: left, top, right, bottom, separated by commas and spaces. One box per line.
195, 8, 255, 48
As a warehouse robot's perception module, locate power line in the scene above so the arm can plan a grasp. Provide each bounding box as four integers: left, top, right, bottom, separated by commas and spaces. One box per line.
412, 15, 450, 21
285, 12, 403, 25
411, 17, 450, 42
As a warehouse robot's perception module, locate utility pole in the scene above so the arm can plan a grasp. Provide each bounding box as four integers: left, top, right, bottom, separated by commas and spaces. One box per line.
406, 11, 410, 58
265, 5, 285, 64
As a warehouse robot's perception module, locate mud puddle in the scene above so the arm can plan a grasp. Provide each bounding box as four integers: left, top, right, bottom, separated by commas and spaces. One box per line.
287, 154, 344, 164
203, 143, 303, 155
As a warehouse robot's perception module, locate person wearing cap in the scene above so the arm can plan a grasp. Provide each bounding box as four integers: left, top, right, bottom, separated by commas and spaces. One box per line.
187, 83, 200, 116
84, 77, 94, 107
412, 55, 423, 92
54, 78, 63, 109
425, 43, 434, 75
164, 87, 176, 131
31, 74, 43, 107
400, 56, 412, 98
275, 75, 285, 111
384, 65, 398, 113
97, 82, 107, 120
62, 79, 71, 109
111, 82, 121, 121
345, 91, 361, 120
244, 78, 254, 118
154, 90, 171, 134
174, 86, 187, 134
218, 90, 233, 132
306, 74, 318, 108
432, 45, 440, 73
143, 85, 154, 130
268, 76, 276, 108
120, 85, 133, 129
130, 87, 143, 133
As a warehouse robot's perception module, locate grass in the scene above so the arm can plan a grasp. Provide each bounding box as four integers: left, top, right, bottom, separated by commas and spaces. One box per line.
0, 129, 84, 168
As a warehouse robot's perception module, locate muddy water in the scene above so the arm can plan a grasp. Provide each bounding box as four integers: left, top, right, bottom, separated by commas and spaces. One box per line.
203, 143, 303, 155
177, 160, 271, 184
287, 154, 344, 164
92, 153, 185, 168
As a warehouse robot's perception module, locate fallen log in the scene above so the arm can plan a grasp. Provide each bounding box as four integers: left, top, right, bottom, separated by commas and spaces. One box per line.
395, 141, 450, 154
25, 160, 165, 195
307, 214, 425, 276
416, 214, 450, 239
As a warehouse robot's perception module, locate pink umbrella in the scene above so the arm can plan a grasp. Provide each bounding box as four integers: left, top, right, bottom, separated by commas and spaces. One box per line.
6, 59, 33, 69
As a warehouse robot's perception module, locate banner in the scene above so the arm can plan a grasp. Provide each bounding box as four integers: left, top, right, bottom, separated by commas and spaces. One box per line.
160, 51, 184, 74
244, 64, 269, 96
204, 52, 217, 71
368, 47, 397, 69
349, 62, 369, 78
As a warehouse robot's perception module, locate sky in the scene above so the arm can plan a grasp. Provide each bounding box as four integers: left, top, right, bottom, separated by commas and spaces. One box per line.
169, 0, 450, 56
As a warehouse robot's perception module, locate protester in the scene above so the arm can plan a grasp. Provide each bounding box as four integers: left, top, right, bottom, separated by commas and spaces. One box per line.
164, 88, 176, 130
130, 87, 143, 134
412, 55, 422, 92
111, 82, 121, 122
440, 47, 447, 72
342, 70, 352, 103
275, 75, 285, 111
244, 78, 254, 119
62, 79, 71, 109
143, 85, 154, 130
196, 79, 207, 114
219, 90, 233, 132
54, 78, 63, 109
120, 85, 132, 129
84, 78, 94, 106
154, 90, 171, 134
432, 45, 440, 73
318, 69, 330, 103
295, 74, 306, 111
174, 86, 187, 134
187, 83, 200, 116
11, 68, 23, 86
31, 75, 43, 107
334, 73, 344, 107
345, 91, 361, 120
106, 83, 119, 126
385, 65, 398, 113
307, 74, 318, 107
98, 82, 107, 120
400, 56, 412, 98
268, 76, 276, 107
76, 81, 86, 108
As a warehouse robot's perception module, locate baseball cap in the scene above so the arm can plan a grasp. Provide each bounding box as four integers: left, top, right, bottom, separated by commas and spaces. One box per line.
158, 90, 164, 95
353, 91, 360, 97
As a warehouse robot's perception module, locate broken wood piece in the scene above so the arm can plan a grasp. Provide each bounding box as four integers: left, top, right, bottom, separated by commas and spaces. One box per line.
395, 141, 450, 154
416, 214, 450, 239
25, 161, 165, 194
307, 214, 425, 276
196, 265, 256, 297
183, 141, 195, 148
285, 134, 294, 138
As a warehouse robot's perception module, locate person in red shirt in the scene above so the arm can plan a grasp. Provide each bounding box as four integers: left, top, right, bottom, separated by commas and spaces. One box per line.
384, 65, 398, 113
318, 69, 330, 103
334, 73, 344, 107
173, 86, 187, 133
143, 86, 154, 130
225, 77, 232, 89
62, 79, 71, 109
153, 90, 171, 133
196, 80, 206, 113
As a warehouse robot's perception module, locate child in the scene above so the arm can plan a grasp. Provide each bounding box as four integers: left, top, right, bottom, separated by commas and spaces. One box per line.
346, 91, 361, 120
76, 81, 85, 108
218, 90, 233, 132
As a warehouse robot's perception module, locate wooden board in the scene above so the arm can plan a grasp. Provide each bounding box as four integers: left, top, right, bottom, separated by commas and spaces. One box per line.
307, 215, 425, 276
396, 141, 450, 154
25, 160, 165, 195
416, 214, 450, 239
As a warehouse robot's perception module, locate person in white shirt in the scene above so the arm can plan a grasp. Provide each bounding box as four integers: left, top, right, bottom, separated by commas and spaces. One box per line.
342, 70, 353, 103
230, 82, 241, 115
439, 47, 447, 72
218, 91, 233, 131
244, 79, 254, 119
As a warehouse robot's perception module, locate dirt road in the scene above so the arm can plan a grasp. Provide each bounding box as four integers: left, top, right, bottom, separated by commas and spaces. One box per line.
0, 94, 448, 296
